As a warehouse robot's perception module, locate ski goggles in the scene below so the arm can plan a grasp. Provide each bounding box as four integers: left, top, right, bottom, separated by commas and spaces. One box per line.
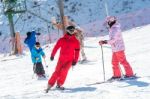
66, 29, 75, 35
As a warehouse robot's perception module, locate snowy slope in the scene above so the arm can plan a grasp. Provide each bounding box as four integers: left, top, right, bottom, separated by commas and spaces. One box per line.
0, 24, 150, 99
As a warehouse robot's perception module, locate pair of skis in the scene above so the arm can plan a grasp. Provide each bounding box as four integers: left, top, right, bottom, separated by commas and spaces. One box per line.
87, 74, 140, 86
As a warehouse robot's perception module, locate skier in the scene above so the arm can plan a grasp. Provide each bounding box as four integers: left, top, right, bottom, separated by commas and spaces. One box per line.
74, 26, 87, 62
31, 42, 46, 78
45, 25, 80, 92
51, 16, 87, 62
24, 31, 40, 52
99, 16, 134, 80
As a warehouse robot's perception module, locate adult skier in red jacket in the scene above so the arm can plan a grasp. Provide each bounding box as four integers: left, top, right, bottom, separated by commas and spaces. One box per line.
45, 26, 80, 92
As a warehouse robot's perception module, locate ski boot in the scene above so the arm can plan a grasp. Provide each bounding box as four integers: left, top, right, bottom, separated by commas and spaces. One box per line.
56, 85, 65, 90
108, 76, 122, 82
124, 74, 138, 79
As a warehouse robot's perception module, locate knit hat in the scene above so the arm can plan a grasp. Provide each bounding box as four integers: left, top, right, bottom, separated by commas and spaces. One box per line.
26, 32, 31, 37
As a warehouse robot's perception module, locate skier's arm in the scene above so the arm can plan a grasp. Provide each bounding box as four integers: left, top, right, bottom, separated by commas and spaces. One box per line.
40, 49, 46, 58
24, 38, 28, 44
30, 31, 40, 37
51, 39, 61, 57
31, 31, 36, 37
74, 41, 80, 63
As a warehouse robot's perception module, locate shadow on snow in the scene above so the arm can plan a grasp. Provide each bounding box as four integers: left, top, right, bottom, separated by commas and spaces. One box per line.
62, 86, 97, 93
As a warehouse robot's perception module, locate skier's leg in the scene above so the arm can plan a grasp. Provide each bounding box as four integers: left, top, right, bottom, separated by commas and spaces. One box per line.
36, 62, 45, 77
33, 63, 36, 73
80, 40, 87, 61
116, 51, 133, 77
48, 60, 62, 87
112, 52, 121, 77
35, 63, 40, 75
57, 61, 72, 87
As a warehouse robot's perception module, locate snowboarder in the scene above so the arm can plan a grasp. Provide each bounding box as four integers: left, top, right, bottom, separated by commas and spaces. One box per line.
45, 25, 80, 92
31, 42, 46, 78
51, 16, 87, 62
24, 31, 40, 52
99, 16, 134, 80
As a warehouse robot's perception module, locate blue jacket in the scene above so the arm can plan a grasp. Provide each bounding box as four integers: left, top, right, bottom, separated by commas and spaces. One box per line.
31, 47, 45, 63
24, 31, 36, 52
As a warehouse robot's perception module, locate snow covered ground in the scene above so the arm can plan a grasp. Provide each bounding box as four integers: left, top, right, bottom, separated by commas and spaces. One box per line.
0, 24, 150, 99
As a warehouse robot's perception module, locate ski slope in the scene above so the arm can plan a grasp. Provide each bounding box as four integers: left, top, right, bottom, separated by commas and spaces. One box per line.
0, 24, 150, 99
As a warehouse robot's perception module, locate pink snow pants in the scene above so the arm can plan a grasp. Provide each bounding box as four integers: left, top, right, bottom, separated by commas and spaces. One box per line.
112, 50, 133, 77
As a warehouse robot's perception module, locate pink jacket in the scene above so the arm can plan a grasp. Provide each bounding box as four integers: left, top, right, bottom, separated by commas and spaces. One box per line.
107, 22, 125, 52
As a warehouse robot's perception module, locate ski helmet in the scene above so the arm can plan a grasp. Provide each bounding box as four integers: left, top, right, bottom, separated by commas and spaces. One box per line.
106, 16, 117, 23
66, 25, 75, 35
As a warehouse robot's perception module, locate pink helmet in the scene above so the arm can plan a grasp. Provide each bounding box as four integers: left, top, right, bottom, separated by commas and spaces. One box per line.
106, 16, 117, 22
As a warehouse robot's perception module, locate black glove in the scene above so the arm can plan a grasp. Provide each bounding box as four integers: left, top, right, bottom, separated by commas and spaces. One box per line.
36, 33, 41, 35
50, 56, 54, 61
72, 61, 77, 66
99, 40, 107, 45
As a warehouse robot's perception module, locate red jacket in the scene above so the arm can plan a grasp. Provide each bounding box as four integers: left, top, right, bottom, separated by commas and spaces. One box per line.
51, 34, 80, 62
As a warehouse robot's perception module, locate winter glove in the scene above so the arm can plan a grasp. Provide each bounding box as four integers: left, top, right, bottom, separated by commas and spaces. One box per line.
50, 56, 54, 61
35, 57, 39, 61
72, 61, 77, 66
99, 40, 107, 45
36, 33, 41, 35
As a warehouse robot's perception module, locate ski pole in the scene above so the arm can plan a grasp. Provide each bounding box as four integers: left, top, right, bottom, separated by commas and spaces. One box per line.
44, 58, 48, 68
100, 45, 106, 82
32, 62, 37, 79
44, 58, 49, 77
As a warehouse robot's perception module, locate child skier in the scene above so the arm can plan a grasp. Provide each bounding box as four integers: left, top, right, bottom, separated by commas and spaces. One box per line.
45, 25, 80, 92
99, 16, 134, 80
31, 42, 46, 78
